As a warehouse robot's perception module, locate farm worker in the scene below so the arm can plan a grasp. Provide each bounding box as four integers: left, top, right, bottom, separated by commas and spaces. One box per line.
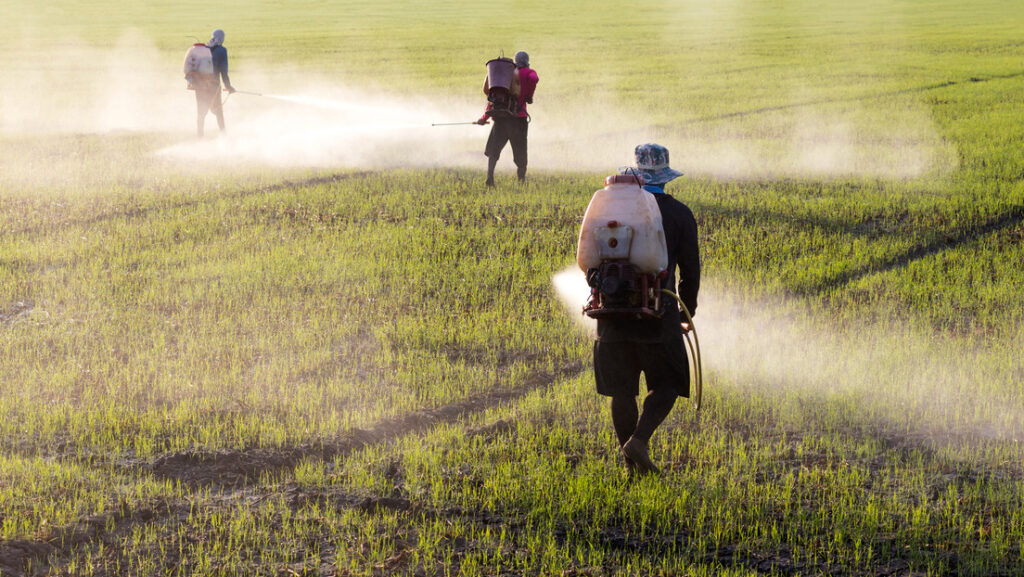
194, 28, 236, 137
593, 143, 701, 476
476, 51, 539, 186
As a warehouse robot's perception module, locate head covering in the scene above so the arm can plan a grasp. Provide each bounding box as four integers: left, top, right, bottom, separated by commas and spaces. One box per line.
514, 51, 530, 68
207, 29, 225, 48
620, 143, 683, 185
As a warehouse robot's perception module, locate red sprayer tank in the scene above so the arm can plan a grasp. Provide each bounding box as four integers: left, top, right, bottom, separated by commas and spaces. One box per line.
485, 58, 517, 92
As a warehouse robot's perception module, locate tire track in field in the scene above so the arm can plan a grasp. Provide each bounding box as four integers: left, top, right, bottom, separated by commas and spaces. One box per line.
541, 71, 1024, 146
803, 203, 1024, 296
12, 390, 1017, 576
3, 171, 371, 239
0, 498, 188, 577
143, 361, 584, 486
0, 361, 584, 575
275, 483, 902, 575
674, 71, 1024, 127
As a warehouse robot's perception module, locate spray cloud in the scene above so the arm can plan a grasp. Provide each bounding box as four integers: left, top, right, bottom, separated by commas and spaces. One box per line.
0, 29, 957, 179
552, 265, 1023, 443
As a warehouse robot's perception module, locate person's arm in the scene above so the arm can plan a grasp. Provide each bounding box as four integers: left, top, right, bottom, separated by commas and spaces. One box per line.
521, 70, 538, 104
216, 48, 234, 92
677, 206, 701, 317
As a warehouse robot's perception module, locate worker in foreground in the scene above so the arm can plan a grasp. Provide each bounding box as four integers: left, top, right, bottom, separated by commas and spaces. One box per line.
183, 28, 236, 137
590, 144, 701, 476
476, 51, 539, 186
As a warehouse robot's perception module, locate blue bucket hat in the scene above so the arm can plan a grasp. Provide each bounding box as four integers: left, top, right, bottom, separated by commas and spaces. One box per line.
620, 143, 683, 185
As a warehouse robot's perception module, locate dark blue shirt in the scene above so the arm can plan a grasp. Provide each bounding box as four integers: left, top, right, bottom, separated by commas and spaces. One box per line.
210, 45, 232, 89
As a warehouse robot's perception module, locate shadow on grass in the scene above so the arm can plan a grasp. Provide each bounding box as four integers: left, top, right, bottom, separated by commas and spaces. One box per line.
695, 199, 1024, 297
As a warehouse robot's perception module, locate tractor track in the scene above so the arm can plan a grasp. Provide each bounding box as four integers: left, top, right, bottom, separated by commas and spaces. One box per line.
540, 71, 1024, 145
3, 171, 372, 239
0, 499, 189, 577
806, 204, 1024, 296
0, 361, 583, 576
241, 482, 934, 577
669, 71, 1024, 129
5, 366, 1021, 576
140, 361, 584, 487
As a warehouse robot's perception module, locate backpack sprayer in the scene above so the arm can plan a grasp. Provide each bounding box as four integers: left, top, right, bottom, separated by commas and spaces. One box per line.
577, 173, 704, 411
578, 174, 669, 319
432, 53, 522, 127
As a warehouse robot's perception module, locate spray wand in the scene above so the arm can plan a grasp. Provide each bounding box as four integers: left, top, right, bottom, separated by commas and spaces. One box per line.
431, 121, 484, 126
220, 89, 262, 105
662, 289, 704, 413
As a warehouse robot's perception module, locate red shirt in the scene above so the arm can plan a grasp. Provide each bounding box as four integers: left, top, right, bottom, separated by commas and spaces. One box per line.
515, 67, 538, 118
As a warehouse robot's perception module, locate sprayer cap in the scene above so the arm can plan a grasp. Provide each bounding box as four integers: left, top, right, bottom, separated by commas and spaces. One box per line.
606, 174, 643, 186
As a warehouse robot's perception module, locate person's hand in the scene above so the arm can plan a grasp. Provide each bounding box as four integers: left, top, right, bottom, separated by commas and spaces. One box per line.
474, 117, 488, 125
680, 322, 692, 334
226, 86, 236, 94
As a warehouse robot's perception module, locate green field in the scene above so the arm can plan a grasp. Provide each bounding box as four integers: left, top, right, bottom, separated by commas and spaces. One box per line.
2, 1, 1024, 575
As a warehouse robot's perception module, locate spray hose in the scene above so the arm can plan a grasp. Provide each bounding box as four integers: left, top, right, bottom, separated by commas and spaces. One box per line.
661, 289, 704, 412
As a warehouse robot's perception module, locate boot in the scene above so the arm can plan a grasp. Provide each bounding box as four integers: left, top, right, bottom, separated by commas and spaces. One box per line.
621, 436, 659, 476
516, 165, 527, 182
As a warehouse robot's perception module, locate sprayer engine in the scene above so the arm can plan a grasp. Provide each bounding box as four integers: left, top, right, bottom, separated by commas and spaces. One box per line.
583, 261, 664, 319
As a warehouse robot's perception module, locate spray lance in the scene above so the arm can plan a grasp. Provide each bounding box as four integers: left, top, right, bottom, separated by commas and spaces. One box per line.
432, 54, 515, 127
221, 89, 262, 105
431, 120, 488, 126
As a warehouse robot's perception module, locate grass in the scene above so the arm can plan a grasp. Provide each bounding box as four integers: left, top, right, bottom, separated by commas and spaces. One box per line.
3, 0, 1024, 575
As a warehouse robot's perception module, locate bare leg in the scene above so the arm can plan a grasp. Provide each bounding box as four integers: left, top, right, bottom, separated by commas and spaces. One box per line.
609, 396, 639, 446
633, 387, 677, 442
486, 156, 498, 187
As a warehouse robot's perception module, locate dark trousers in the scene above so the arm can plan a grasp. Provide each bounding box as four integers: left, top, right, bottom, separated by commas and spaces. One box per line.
485, 116, 528, 181
195, 76, 224, 136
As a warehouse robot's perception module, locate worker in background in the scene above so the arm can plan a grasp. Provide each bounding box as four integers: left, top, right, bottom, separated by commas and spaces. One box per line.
195, 28, 236, 137
593, 143, 701, 476
476, 51, 539, 186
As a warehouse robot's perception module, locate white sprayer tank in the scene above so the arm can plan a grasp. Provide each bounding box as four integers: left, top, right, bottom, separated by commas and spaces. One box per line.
577, 175, 668, 274
183, 44, 214, 76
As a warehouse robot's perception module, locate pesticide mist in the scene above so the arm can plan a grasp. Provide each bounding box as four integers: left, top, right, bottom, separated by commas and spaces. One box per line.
552, 265, 1023, 443
0, 27, 956, 179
